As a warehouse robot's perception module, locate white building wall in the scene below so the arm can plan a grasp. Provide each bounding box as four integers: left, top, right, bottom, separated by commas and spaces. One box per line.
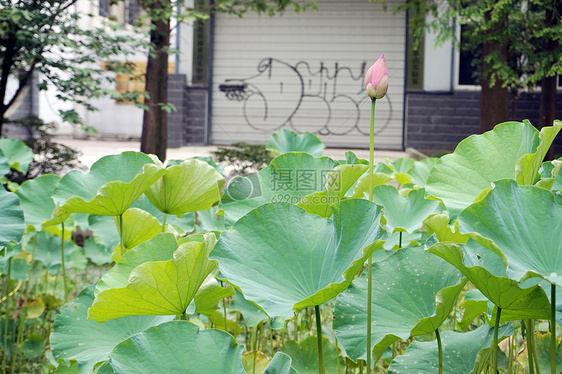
211, 0, 406, 149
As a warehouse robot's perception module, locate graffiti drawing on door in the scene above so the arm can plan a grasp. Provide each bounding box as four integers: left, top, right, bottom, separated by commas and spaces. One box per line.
219, 58, 393, 136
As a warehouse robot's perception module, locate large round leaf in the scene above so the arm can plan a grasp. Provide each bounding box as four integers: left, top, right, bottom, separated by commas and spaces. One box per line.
0, 138, 33, 173
50, 285, 173, 373
280, 336, 340, 374
297, 164, 368, 218
428, 240, 551, 322
266, 129, 325, 157
371, 186, 440, 233
219, 152, 338, 227
425, 121, 541, 217
388, 324, 513, 374
334, 246, 465, 363
458, 179, 562, 286
14, 174, 60, 229
212, 200, 386, 321
53, 152, 165, 216
113, 208, 162, 259
97, 321, 245, 373
0, 188, 25, 248
265, 352, 297, 374
144, 159, 224, 216
88, 233, 217, 321
95, 233, 178, 294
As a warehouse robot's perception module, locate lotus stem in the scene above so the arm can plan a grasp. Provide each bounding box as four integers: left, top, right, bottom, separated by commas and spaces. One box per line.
366, 97, 376, 374
61, 223, 68, 303
551, 283, 556, 374
335, 335, 342, 374
436, 328, 443, 374
527, 319, 536, 374
315, 305, 325, 374
119, 214, 124, 257
2, 258, 12, 372
398, 231, 403, 249
492, 307, 502, 374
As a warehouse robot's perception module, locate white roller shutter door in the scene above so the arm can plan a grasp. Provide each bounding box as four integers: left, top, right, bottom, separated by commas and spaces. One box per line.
211, 0, 406, 149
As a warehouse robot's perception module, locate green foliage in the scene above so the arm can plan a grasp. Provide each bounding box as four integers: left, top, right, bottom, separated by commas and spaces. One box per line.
212, 142, 274, 176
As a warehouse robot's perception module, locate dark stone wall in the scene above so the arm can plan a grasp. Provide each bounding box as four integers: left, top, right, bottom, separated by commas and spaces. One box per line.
405, 90, 562, 156
166, 74, 207, 147
183, 86, 207, 145
167, 74, 187, 148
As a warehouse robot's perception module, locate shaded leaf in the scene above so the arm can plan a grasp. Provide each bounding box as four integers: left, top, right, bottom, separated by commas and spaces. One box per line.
280, 336, 340, 374
212, 200, 386, 322
266, 129, 325, 157
334, 246, 465, 363
0, 138, 33, 173
0, 188, 25, 248
99, 321, 245, 373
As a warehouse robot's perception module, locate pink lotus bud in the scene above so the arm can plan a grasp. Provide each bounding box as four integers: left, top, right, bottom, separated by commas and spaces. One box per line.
364, 55, 389, 99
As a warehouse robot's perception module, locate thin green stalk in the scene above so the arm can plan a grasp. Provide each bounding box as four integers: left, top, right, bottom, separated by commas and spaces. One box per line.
315, 305, 325, 374
336, 335, 342, 374
436, 328, 443, 374
551, 283, 556, 374
398, 231, 403, 249
118, 214, 124, 257
2, 258, 12, 373
269, 320, 274, 357
492, 307, 502, 374
527, 320, 536, 374
161, 213, 168, 233
366, 97, 376, 374
61, 223, 68, 303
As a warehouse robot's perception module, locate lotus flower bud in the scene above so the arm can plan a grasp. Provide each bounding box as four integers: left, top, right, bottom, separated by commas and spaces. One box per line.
365, 55, 389, 99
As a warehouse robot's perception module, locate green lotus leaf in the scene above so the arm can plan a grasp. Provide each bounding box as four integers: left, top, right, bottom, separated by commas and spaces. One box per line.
266, 129, 325, 157
87, 215, 120, 253
22, 334, 45, 359
229, 290, 268, 328
114, 208, 162, 259
428, 240, 551, 321
0, 155, 9, 176
405, 157, 439, 188
351, 172, 393, 198
457, 289, 490, 330
32, 231, 79, 274
83, 236, 112, 266
458, 179, 562, 285
388, 324, 513, 374
14, 174, 60, 229
334, 246, 465, 363
517, 332, 562, 373
212, 199, 386, 322
219, 153, 338, 227
297, 164, 368, 218
99, 321, 245, 373
342, 151, 369, 165
392, 158, 415, 186
280, 336, 340, 374
0, 138, 33, 173
423, 213, 468, 244
425, 121, 541, 217
50, 285, 173, 373
0, 188, 25, 248
95, 233, 178, 295
88, 233, 217, 321
144, 159, 224, 216
242, 351, 270, 374
264, 352, 297, 374
53, 152, 165, 216
515, 120, 562, 185
131, 194, 195, 234
371, 186, 440, 233
194, 275, 236, 316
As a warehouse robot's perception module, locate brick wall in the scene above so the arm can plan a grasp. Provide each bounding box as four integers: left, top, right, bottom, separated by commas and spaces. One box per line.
167, 74, 187, 148
406, 91, 562, 156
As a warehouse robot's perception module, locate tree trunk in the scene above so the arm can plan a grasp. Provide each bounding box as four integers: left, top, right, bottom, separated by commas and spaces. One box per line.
538, 3, 560, 161
480, 12, 509, 133
140, 0, 171, 161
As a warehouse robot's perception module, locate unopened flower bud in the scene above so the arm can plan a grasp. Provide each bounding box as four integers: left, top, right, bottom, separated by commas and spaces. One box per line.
365, 55, 389, 99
